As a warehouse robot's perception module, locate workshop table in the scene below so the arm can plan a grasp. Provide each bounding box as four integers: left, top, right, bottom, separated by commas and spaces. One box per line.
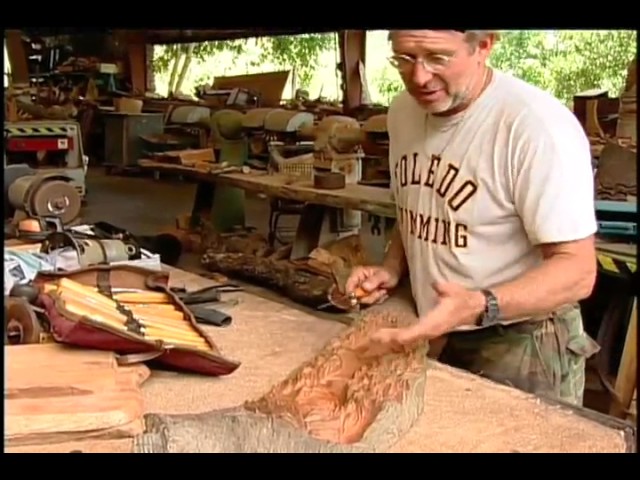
7, 266, 635, 453
138, 162, 396, 256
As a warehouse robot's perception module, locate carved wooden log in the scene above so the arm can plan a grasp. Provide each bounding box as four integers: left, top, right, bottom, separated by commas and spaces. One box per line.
201, 251, 333, 308
133, 293, 428, 453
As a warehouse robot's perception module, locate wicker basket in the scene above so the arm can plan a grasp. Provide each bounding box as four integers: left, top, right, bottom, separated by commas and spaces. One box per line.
268, 144, 315, 181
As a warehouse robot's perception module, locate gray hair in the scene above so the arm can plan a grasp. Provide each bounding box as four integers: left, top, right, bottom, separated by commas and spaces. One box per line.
387, 30, 501, 46
463, 30, 501, 48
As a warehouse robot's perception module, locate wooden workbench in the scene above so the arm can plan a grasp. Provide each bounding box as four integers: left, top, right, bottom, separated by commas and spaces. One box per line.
214, 172, 396, 218
7, 266, 635, 453
138, 162, 396, 218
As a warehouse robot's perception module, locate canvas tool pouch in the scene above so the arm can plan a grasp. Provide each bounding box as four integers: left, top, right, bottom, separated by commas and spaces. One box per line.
34, 265, 240, 377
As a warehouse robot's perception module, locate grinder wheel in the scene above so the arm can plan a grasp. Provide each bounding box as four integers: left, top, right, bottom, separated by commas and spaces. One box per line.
5, 297, 43, 345
30, 180, 82, 225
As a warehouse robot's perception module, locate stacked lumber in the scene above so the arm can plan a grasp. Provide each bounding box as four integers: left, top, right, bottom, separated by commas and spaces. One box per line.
5, 343, 149, 448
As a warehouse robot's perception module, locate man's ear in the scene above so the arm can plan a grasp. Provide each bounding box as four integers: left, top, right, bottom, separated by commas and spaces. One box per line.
477, 34, 497, 61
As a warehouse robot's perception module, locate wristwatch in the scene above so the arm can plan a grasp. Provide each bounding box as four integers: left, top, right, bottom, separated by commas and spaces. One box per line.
477, 289, 500, 326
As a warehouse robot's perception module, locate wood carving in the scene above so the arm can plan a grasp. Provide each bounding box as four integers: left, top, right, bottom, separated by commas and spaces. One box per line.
133, 293, 428, 453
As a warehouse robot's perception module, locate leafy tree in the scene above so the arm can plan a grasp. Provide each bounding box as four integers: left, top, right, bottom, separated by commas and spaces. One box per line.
153, 33, 335, 96
153, 40, 247, 95
490, 30, 637, 104
372, 64, 404, 103
254, 33, 336, 90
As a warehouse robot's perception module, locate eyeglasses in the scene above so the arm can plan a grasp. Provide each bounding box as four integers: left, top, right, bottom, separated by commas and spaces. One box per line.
388, 53, 455, 73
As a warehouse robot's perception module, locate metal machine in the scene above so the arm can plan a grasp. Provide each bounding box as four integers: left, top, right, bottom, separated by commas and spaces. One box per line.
4, 164, 83, 226
4, 120, 88, 197
242, 108, 316, 245
595, 200, 637, 239
242, 108, 314, 160
297, 115, 365, 185
163, 105, 213, 149
360, 113, 390, 186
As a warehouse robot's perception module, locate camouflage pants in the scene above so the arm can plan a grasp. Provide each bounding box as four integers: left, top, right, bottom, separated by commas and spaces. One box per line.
439, 305, 600, 406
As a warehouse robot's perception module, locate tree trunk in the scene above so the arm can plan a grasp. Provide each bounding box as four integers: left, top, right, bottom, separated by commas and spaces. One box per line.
174, 43, 195, 94
167, 45, 182, 96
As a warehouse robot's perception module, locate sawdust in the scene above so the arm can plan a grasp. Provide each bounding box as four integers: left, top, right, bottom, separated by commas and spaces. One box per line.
389, 363, 629, 453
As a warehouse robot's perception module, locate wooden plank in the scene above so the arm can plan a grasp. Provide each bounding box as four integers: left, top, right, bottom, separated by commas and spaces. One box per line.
136, 162, 396, 217
5, 344, 149, 447
5, 30, 29, 84
216, 172, 396, 218
610, 298, 637, 420
211, 71, 291, 108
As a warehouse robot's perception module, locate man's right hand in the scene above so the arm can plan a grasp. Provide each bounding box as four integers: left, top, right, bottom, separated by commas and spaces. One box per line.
345, 265, 400, 305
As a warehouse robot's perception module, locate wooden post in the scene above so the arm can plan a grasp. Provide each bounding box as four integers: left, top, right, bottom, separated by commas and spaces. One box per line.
5, 30, 29, 84
609, 298, 637, 420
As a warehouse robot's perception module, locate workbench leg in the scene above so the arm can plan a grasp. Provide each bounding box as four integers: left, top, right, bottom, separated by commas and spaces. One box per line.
289, 204, 327, 260
609, 298, 637, 419
189, 181, 216, 230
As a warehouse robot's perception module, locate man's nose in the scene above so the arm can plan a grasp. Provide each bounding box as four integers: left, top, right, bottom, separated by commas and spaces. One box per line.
410, 62, 434, 86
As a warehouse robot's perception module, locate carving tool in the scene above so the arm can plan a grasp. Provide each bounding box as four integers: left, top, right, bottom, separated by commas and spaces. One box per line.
327, 261, 366, 311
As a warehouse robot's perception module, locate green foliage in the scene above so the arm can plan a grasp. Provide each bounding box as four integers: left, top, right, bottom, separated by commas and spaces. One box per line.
489, 30, 637, 104
154, 40, 247, 74
153, 33, 335, 92
373, 64, 404, 103
255, 33, 336, 89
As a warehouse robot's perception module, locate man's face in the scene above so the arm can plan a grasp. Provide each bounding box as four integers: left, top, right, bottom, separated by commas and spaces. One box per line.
390, 30, 492, 114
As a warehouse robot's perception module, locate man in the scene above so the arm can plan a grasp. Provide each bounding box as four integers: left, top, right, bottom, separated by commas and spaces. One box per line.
347, 30, 600, 406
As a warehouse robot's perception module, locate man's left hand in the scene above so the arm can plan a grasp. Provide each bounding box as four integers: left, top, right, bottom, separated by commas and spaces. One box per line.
355, 282, 486, 358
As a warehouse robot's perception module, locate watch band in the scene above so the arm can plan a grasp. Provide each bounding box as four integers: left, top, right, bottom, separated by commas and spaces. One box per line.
478, 289, 500, 326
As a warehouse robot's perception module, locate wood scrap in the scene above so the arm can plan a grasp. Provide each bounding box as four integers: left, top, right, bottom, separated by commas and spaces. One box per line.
138, 159, 239, 175
5, 343, 149, 447
151, 148, 216, 166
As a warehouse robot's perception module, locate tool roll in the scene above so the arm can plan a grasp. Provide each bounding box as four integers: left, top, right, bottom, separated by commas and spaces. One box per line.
33, 265, 240, 377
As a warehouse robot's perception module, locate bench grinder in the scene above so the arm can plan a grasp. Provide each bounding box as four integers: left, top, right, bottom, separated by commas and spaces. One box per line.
209, 109, 248, 232
242, 108, 315, 160
4, 163, 82, 225
361, 114, 390, 186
